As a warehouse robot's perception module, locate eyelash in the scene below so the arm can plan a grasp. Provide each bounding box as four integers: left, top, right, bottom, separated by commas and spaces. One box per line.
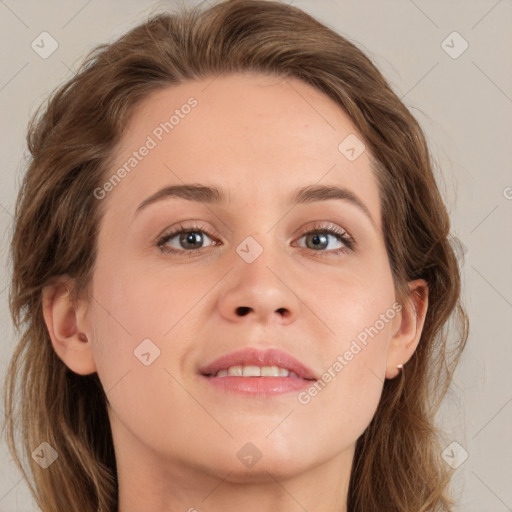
156, 222, 356, 257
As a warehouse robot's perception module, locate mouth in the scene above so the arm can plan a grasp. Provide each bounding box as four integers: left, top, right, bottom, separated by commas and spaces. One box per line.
198, 347, 317, 396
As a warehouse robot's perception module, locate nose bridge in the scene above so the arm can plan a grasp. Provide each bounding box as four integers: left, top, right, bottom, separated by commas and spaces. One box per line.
231, 202, 282, 275
235, 231, 286, 295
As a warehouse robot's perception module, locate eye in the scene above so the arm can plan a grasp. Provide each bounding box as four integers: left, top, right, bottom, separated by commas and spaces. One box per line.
156, 221, 355, 257
157, 223, 219, 255
294, 222, 355, 255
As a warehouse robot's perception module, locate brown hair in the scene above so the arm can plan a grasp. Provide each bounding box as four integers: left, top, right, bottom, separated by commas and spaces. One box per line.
2, 1, 468, 510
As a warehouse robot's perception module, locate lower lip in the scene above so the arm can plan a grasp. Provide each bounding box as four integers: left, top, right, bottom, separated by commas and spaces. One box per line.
202, 375, 314, 396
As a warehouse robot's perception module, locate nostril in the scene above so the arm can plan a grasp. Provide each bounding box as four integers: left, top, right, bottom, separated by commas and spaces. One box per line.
236, 306, 251, 316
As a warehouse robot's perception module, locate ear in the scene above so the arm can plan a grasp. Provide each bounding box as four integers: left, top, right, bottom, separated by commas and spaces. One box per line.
41, 276, 97, 376
385, 279, 428, 379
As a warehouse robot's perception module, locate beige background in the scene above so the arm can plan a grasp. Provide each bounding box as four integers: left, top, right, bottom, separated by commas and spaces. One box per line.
0, 0, 511, 510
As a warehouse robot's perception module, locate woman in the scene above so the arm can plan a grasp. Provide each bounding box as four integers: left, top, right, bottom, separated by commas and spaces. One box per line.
2, 0, 468, 511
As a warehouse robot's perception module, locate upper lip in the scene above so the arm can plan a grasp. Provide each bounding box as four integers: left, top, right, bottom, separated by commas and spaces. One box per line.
198, 347, 317, 380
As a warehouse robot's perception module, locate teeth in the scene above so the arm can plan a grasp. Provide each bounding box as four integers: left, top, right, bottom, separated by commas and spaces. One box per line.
227, 365, 242, 376
261, 366, 280, 377
243, 365, 261, 377
214, 365, 299, 378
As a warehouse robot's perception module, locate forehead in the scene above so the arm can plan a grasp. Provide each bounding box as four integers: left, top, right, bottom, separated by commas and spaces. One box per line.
102, 72, 381, 230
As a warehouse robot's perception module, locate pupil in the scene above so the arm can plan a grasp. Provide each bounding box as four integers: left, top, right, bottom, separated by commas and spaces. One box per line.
183, 231, 202, 248
310, 233, 327, 250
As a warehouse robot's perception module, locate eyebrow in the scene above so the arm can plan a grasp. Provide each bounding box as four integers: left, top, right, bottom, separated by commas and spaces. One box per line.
134, 183, 376, 228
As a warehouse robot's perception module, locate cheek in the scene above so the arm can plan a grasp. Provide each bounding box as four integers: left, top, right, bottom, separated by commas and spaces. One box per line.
307, 251, 397, 353
297, 262, 396, 433
87, 267, 199, 448
295, 319, 392, 450
89, 253, 216, 341
87, 256, 219, 407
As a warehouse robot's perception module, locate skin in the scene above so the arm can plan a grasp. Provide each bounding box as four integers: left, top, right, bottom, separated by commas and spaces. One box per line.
42, 72, 428, 512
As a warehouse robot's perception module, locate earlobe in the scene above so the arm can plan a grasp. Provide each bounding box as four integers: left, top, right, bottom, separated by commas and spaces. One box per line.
41, 277, 97, 376
385, 279, 429, 380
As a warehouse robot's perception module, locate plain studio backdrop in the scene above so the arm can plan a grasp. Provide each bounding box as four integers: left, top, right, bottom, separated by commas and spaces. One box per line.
0, 1, 511, 511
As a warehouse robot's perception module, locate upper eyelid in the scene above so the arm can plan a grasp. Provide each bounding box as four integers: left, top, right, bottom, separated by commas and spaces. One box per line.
158, 222, 352, 239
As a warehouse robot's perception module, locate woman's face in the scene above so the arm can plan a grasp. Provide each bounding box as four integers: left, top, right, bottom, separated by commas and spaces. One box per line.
80, 72, 407, 483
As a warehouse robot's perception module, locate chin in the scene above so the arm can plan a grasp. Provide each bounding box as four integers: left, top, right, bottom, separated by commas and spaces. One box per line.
203, 453, 312, 483
186, 435, 318, 482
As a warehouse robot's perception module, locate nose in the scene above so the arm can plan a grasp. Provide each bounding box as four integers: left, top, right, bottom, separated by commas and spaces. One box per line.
218, 240, 300, 326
